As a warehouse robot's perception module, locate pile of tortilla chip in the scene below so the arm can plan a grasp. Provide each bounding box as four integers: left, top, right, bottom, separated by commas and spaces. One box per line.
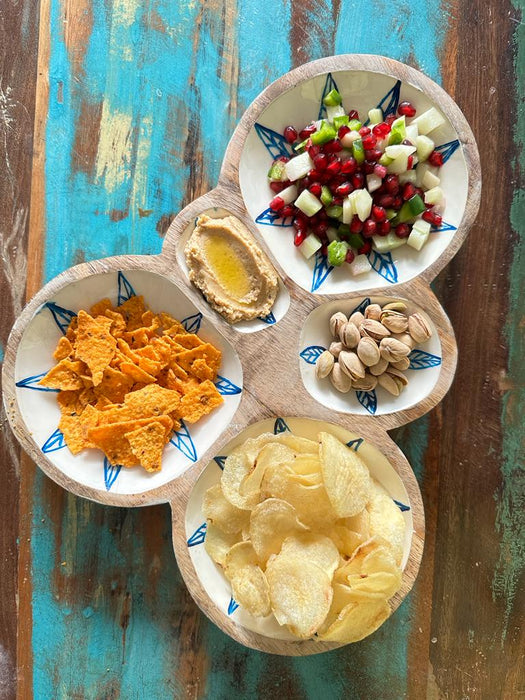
39, 295, 224, 472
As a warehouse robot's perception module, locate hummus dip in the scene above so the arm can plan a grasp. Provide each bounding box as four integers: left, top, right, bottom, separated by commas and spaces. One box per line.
185, 214, 279, 324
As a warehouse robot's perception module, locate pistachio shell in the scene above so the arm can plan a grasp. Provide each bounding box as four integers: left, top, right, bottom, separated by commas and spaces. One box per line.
382, 301, 407, 312
391, 357, 410, 371
338, 350, 366, 380
380, 310, 408, 334
339, 321, 360, 348
379, 337, 411, 363
349, 311, 365, 328
360, 319, 390, 341
391, 332, 416, 349
364, 303, 382, 321
369, 357, 389, 376
408, 313, 432, 343
315, 350, 335, 379
329, 341, 344, 359
386, 367, 408, 386
351, 373, 378, 391
330, 363, 353, 393
329, 312, 348, 338
356, 336, 381, 367
377, 372, 402, 396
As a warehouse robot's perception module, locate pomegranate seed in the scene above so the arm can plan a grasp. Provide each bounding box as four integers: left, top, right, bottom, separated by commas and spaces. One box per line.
280, 205, 294, 218
414, 187, 424, 198
340, 157, 358, 175
323, 140, 343, 154
314, 222, 328, 237
307, 142, 320, 158
365, 149, 382, 162
318, 210, 328, 221
384, 175, 400, 194
313, 153, 328, 171
321, 244, 328, 255
372, 205, 387, 222
374, 164, 387, 179
335, 182, 352, 196
351, 172, 364, 189
395, 223, 411, 238
277, 155, 290, 163
385, 114, 396, 125
269, 181, 285, 193
361, 134, 377, 150
270, 196, 285, 211
378, 220, 391, 236
338, 125, 350, 139
372, 122, 391, 138
428, 150, 444, 167
363, 161, 375, 174
331, 196, 343, 206
397, 101, 416, 118
423, 210, 443, 227
362, 219, 377, 238
350, 215, 363, 233
294, 230, 306, 246
359, 126, 371, 136
299, 124, 316, 140
348, 110, 359, 120
309, 182, 322, 197
283, 125, 298, 143
308, 169, 323, 181
295, 211, 308, 224
433, 213, 443, 227
326, 159, 341, 176
392, 196, 403, 209
402, 182, 417, 201
377, 194, 394, 208
358, 241, 372, 254
345, 249, 355, 264
407, 155, 414, 169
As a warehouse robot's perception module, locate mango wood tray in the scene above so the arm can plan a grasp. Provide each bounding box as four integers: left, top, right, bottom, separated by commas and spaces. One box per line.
2, 54, 481, 655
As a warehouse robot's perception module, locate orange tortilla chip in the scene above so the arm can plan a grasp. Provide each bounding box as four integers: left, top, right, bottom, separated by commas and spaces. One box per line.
177, 343, 221, 378
160, 313, 186, 335
88, 415, 172, 467
58, 404, 99, 454
125, 421, 166, 472
170, 333, 204, 350
178, 379, 223, 423
89, 298, 113, 317
53, 337, 73, 361
94, 366, 134, 404
117, 295, 146, 330
120, 361, 157, 384
124, 384, 181, 416
39, 359, 86, 391
65, 316, 78, 342
75, 310, 117, 385
104, 309, 126, 336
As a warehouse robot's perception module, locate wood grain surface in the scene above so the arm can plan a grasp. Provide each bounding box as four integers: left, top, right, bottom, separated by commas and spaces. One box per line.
0, 0, 523, 697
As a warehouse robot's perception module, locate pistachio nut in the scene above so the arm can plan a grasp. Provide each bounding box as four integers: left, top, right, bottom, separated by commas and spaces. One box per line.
356, 336, 381, 367
369, 356, 389, 376
360, 319, 390, 342
315, 350, 335, 379
329, 312, 348, 338
379, 337, 411, 363
329, 341, 344, 359
339, 321, 360, 348
352, 373, 378, 391
382, 301, 408, 312
391, 332, 416, 349
386, 366, 408, 387
364, 303, 382, 321
348, 311, 365, 328
408, 312, 432, 343
377, 372, 402, 396
338, 350, 366, 380
380, 309, 409, 334
391, 356, 410, 371
330, 362, 353, 393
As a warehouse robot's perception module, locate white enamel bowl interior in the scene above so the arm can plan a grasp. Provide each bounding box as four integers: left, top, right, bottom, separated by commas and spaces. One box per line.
299, 297, 442, 416
175, 207, 290, 333
14, 269, 243, 495
238, 70, 468, 294
185, 416, 414, 642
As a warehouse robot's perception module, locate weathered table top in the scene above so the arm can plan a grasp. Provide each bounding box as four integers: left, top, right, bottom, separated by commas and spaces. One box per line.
1, 0, 523, 697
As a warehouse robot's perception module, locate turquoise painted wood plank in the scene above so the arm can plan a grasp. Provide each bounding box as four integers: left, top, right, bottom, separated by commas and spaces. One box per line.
33, 0, 453, 697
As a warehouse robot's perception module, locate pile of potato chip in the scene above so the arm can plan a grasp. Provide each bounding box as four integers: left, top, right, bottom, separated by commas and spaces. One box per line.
203, 431, 405, 643
39, 296, 223, 472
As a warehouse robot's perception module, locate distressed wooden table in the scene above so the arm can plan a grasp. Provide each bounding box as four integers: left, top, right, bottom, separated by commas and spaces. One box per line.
1, 0, 523, 697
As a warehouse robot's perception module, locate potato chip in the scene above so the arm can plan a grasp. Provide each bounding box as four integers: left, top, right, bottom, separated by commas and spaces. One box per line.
203, 485, 250, 535
240, 443, 295, 497
318, 432, 371, 517
204, 523, 238, 567
39, 359, 86, 391
324, 524, 364, 559
288, 453, 321, 476
53, 336, 73, 361
75, 311, 117, 385
346, 571, 401, 599
367, 485, 405, 565
280, 534, 340, 579
230, 565, 271, 618
125, 421, 166, 472
249, 498, 308, 563
266, 555, 332, 638
274, 434, 318, 454
316, 600, 391, 643
223, 541, 259, 579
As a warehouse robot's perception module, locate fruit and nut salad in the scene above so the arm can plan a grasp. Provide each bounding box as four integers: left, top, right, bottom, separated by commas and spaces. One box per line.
316, 302, 433, 395
267, 88, 448, 275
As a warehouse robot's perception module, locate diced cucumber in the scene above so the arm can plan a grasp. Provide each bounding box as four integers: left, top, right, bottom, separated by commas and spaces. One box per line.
295, 189, 323, 216
340, 130, 361, 148
422, 170, 440, 190
387, 116, 406, 145
415, 162, 439, 187
298, 233, 322, 259
349, 254, 372, 276
405, 123, 419, 142
386, 152, 409, 174
385, 208, 397, 220
352, 140, 365, 164
293, 138, 308, 153
347, 232, 365, 249
285, 152, 314, 181
326, 226, 339, 243
333, 115, 349, 129
267, 160, 287, 181
385, 144, 416, 158
372, 232, 407, 252
348, 119, 362, 131
326, 104, 346, 124
355, 188, 373, 222
311, 120, 337, 145
326, 204, 344, 219
323, 88, 342, 107
412, 107, 445, 135
327, 240, 349, 266
368, 108, 383, 124
407, 219, 431, 250
395, 194, 426, 223
342, 196, 354, 224
320, 185, 333, 207
379, 153, 394, 166
366, 173, 382, 192
424, 186, 444, 204
278, 184, 298, 204
415, 135, 435, 161
399, 170, 417, 184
